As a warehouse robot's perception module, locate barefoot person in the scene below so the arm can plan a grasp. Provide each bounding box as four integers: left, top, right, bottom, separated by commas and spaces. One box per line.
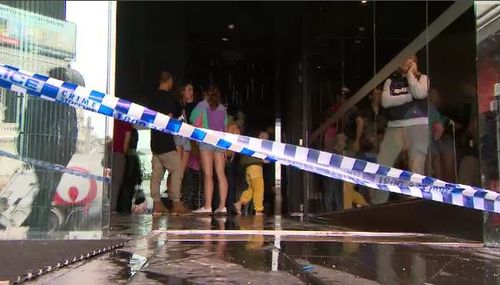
234, 129, 267, 216
191, 84, 229, 214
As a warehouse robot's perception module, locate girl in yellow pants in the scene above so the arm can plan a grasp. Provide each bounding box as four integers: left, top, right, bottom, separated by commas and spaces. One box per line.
234, 161, 265, 216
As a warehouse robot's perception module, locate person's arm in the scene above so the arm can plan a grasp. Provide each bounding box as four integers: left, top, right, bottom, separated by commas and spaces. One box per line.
189, 102, 202, 124
189, 105, 198, 124
381, 78, 413, 108
174, 100, 183, 118
190, 104, 205, 128
353, 116, 364, 152
224, 109, 229, 132
123, 131, 132, 154
407, 73, 429, 99
433, 122, 444, 141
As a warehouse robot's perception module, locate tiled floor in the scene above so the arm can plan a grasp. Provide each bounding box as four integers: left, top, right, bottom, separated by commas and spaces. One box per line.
30, 214, 500, 284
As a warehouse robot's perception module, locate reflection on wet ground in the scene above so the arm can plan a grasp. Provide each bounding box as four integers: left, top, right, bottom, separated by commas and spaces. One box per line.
31, 214, 500, 284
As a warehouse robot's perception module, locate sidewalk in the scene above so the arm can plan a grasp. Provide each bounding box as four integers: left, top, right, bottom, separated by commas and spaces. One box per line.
28, 214, 500, 284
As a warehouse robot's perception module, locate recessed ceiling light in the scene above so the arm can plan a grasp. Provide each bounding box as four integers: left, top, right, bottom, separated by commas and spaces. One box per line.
361, 0, 368, 3
222, 37, 229, 42
228, 24, 235, 30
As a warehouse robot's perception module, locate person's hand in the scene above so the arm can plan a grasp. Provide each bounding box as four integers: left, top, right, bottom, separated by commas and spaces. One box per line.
132, 202, 148, 214
408, 61, 417, 76
194, 116, 203, 128
432, 123, 444, 141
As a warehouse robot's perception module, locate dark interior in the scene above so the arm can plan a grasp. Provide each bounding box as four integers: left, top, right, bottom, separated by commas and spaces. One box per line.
116, 1, 456, 130
116, 1, 483, 239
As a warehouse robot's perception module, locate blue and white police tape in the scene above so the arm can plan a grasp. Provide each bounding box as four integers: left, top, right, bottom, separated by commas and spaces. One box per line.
0, 149, 109, 183
1, 63, 499, 213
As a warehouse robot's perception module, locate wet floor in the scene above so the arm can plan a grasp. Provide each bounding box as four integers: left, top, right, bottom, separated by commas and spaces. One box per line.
30, 214, 500, 285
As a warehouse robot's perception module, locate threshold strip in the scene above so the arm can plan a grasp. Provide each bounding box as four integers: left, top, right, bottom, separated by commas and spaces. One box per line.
154, 229, 430, 237
153, 230, 482, 247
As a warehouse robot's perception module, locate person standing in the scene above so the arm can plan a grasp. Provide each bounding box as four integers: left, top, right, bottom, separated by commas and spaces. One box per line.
429, 89, 455, 182
116, 126, 143, 214
359, 87, 388, 204
233, 129, 267, 216
111, 119, 133, 212
149, 71, 189, 215
190, 84, 229, 214
225, 109, 242, 212
361, 86, 387, 155
376, 55, 429, 204
174, 81, 198, 173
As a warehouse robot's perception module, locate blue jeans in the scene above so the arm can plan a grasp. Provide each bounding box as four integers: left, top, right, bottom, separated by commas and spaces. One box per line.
324, 178, 343, 212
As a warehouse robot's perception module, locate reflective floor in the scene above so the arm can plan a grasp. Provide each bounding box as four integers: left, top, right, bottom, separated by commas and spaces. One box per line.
30, 214, 500, 285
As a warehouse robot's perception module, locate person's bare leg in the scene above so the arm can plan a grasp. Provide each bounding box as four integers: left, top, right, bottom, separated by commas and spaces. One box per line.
214, 152, 228, 210
176, 146, 183, 158
200, 150, 214, 209
169, 146, 184, 191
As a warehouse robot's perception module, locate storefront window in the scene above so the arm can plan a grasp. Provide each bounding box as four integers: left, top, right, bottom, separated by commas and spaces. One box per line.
476, 1, 500, 246
304, 1, 479, 214
0, 2, 113, 239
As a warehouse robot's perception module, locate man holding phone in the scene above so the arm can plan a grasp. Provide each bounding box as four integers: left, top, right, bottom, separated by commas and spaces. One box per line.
374, 55, 430, 204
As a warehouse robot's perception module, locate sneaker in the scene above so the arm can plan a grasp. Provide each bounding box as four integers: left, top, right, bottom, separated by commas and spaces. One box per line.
193, 207, 212, 214
214, 207, 227, 214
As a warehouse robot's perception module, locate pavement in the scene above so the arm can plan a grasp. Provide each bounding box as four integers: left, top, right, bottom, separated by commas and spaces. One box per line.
26, 214, 500, 284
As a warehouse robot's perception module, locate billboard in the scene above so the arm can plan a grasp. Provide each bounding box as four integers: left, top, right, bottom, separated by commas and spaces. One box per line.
0, 4, 76, 60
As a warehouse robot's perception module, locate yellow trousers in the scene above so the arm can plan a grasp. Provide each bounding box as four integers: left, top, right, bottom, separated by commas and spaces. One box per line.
343, 182, 368, 209
239, 165, 264, 212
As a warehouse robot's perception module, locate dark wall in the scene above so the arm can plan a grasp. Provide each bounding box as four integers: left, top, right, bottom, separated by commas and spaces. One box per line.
116, 2, 188, 106
116, 2, 279, 126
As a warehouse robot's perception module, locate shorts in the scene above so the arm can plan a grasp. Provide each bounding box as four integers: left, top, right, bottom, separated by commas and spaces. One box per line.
174, 136, 192, 152
198, 142, 225, 153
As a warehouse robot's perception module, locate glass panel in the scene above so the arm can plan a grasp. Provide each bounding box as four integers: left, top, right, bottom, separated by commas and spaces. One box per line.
308, 2, 481, 215
476, 1, 500, 246
0, 2, 112, 239
428, 4, 479, 187
307, 1, 433, 213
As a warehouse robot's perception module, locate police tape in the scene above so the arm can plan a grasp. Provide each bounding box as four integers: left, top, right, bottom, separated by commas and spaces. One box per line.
0, 149, 109, 183
1, 63, 499, 213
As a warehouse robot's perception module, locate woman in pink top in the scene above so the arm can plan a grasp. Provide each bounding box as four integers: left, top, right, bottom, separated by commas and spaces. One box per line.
190, 84, 229, 214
